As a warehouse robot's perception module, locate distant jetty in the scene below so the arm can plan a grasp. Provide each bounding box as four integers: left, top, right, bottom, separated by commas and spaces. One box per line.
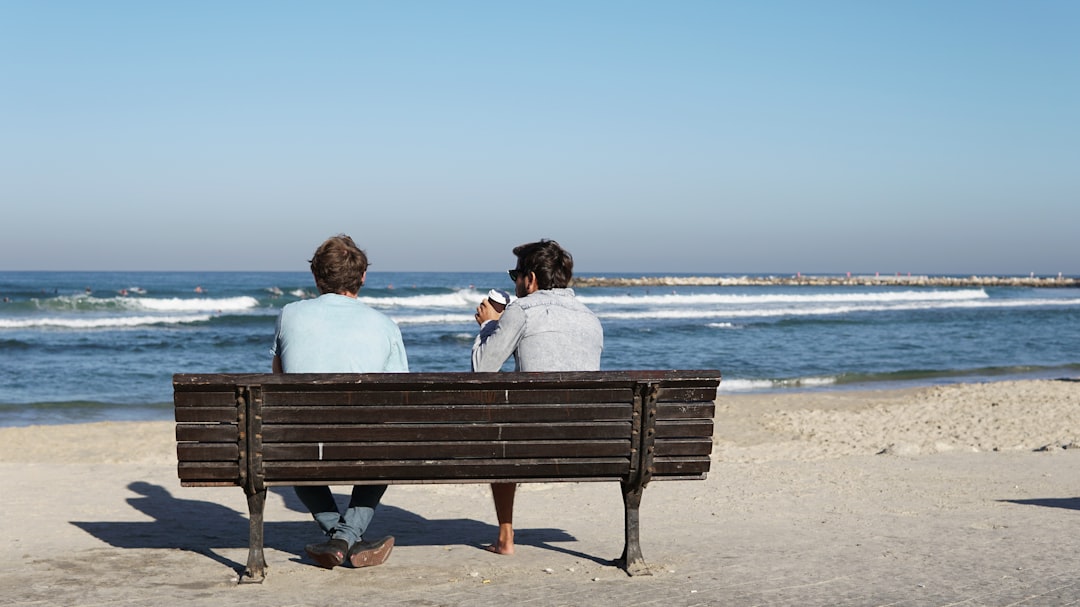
572, 274, 1079, 288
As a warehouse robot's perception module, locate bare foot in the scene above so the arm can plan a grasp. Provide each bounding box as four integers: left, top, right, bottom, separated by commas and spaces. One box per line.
484, 542, 514, 555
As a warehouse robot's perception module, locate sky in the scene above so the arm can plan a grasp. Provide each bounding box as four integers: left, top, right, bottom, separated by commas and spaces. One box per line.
1, 1, 1077, 275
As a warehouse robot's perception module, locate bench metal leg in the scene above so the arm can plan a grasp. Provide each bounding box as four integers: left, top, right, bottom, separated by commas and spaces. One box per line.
618, 482, 652, 576
240, 488, 268, 584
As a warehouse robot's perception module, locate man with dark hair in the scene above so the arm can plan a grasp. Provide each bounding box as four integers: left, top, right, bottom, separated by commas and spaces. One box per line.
272, 234, 407, 569
471, 238, 603, 554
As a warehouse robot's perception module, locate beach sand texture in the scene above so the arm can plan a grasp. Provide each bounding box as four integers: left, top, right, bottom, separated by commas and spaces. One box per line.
2, 379, 1079, 606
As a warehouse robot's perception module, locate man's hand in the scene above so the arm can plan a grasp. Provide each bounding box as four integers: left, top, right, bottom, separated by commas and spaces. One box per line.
475, 299, 502, 325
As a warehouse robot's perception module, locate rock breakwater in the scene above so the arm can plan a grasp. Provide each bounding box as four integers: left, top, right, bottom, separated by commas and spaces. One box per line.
571, 274, 1079, 288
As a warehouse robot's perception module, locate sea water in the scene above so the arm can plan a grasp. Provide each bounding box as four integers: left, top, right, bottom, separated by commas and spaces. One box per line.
1, 270, 1078, 426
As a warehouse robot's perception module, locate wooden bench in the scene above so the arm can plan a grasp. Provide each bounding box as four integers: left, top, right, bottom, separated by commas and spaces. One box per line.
174, 370, 720, 583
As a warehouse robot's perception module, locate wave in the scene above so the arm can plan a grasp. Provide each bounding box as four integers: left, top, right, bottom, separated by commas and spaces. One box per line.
391, 312, 476, 325
362, 289, 483, 309
597, 297, 1080, 321
717, 363, 1080, 394
360, 288, 990, 309
578, 289, 990, 306
132, 296, 260, 313
0, 314, 214, 329
32, 294, 261, 313
0, 400, 173, 427
718, 376, 838, 392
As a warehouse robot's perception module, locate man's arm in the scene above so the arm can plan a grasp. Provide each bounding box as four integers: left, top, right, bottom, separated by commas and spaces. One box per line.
386, 325, 410, 372
471, 304, 526, 372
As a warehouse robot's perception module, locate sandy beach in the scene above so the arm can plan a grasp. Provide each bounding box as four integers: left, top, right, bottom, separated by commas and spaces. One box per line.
2, 379, 1079, 606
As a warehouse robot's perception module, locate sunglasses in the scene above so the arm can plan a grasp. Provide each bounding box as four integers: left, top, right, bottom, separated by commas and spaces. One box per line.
508, 269, 525, 282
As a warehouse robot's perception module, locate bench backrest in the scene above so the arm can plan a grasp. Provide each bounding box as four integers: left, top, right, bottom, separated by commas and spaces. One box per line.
174, 371, 719, 491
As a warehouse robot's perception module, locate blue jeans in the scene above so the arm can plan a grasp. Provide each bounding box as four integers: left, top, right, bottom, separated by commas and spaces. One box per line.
294, 484, 388, 546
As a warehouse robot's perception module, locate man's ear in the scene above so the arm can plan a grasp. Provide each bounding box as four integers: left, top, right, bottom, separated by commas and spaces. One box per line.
525, 271, 540, 294
360, 271, 367, 287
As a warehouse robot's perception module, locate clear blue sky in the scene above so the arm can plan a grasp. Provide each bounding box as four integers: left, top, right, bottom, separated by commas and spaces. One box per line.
2, 1, 1077, 274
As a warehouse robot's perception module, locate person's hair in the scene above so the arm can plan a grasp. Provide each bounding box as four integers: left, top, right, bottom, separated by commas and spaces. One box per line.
512, 239, 573, 290
309, 234, 368, 295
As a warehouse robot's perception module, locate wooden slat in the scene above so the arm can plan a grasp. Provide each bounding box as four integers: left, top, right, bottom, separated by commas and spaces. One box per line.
263, 440, 629, 461
178, 462, 242, 482
266, 476, 626, 487
653, 438, 713, 457
174, 370, 721, 391
652, 457, 711, 476
261, 403, 631, 424
177, 443, 239, 461
263, 458, 631, 482
176, 423, 239, 443
655, 419, 714, 438
173, 391, 238, 407
656, 401, 715, 419
175, 407, 238, 423
656, 387, 719, 402
647, 474, 708, 482
261, 387, 633, 407
262, 422, 631, 442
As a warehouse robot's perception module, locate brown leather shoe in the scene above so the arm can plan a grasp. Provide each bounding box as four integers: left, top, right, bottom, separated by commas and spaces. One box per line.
305, 538, 349, 569
348, 535, 394, 568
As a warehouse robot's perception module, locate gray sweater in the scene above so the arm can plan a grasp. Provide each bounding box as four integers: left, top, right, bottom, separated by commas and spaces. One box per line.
471, 288, 603, 372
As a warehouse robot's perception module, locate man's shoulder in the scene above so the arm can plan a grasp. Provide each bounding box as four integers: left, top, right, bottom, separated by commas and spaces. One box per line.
516, 288, 587, 310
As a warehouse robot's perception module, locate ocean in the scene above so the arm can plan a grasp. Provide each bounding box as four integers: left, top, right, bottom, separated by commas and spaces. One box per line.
1, 270, 1078, 427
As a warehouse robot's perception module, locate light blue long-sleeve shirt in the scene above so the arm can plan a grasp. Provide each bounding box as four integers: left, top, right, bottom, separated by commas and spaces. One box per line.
471, 288, 602, 372
272, 293, 408, 373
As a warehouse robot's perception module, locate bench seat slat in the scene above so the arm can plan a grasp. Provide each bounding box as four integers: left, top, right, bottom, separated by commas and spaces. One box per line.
652, 456, 711, 476
261, 403, 632, 424
267, 476, 630, 486
653, 438, 713, 457
174, 391, 238, 407
177, 443, 239, 461
178, 462, 242, 482
262, 422, 630, 442
262, 458, 631, 482
262, 440, 630, 461
656, 387, 720, 402
655, 419, 713, 438
175, 424, 238, 442
261, 388, 633, 406
656, 402, 715, 419
175, 407, 238, 423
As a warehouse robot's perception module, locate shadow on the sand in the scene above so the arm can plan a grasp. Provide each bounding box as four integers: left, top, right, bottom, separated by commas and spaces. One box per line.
71, 482, 609, 575
1000, 497, 1080, 511
274, 487, 611, 566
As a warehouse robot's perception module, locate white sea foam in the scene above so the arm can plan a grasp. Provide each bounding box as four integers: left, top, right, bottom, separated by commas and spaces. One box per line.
0, 315, 214, 329
717, 376, 837, 392
597, 297, 1080, 321
363, 289, 483, 309
132, 296, 260, 313
391, 313, 476, 325
716, 378, 775, 391
577, 289, 989, 306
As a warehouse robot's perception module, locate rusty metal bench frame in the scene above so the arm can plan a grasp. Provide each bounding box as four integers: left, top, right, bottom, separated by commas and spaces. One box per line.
174, 370, 719, 582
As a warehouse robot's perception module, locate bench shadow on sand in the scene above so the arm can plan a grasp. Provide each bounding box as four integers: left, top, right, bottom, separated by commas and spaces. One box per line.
1000, 497, 1080, 511
71, 482, 609, 575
